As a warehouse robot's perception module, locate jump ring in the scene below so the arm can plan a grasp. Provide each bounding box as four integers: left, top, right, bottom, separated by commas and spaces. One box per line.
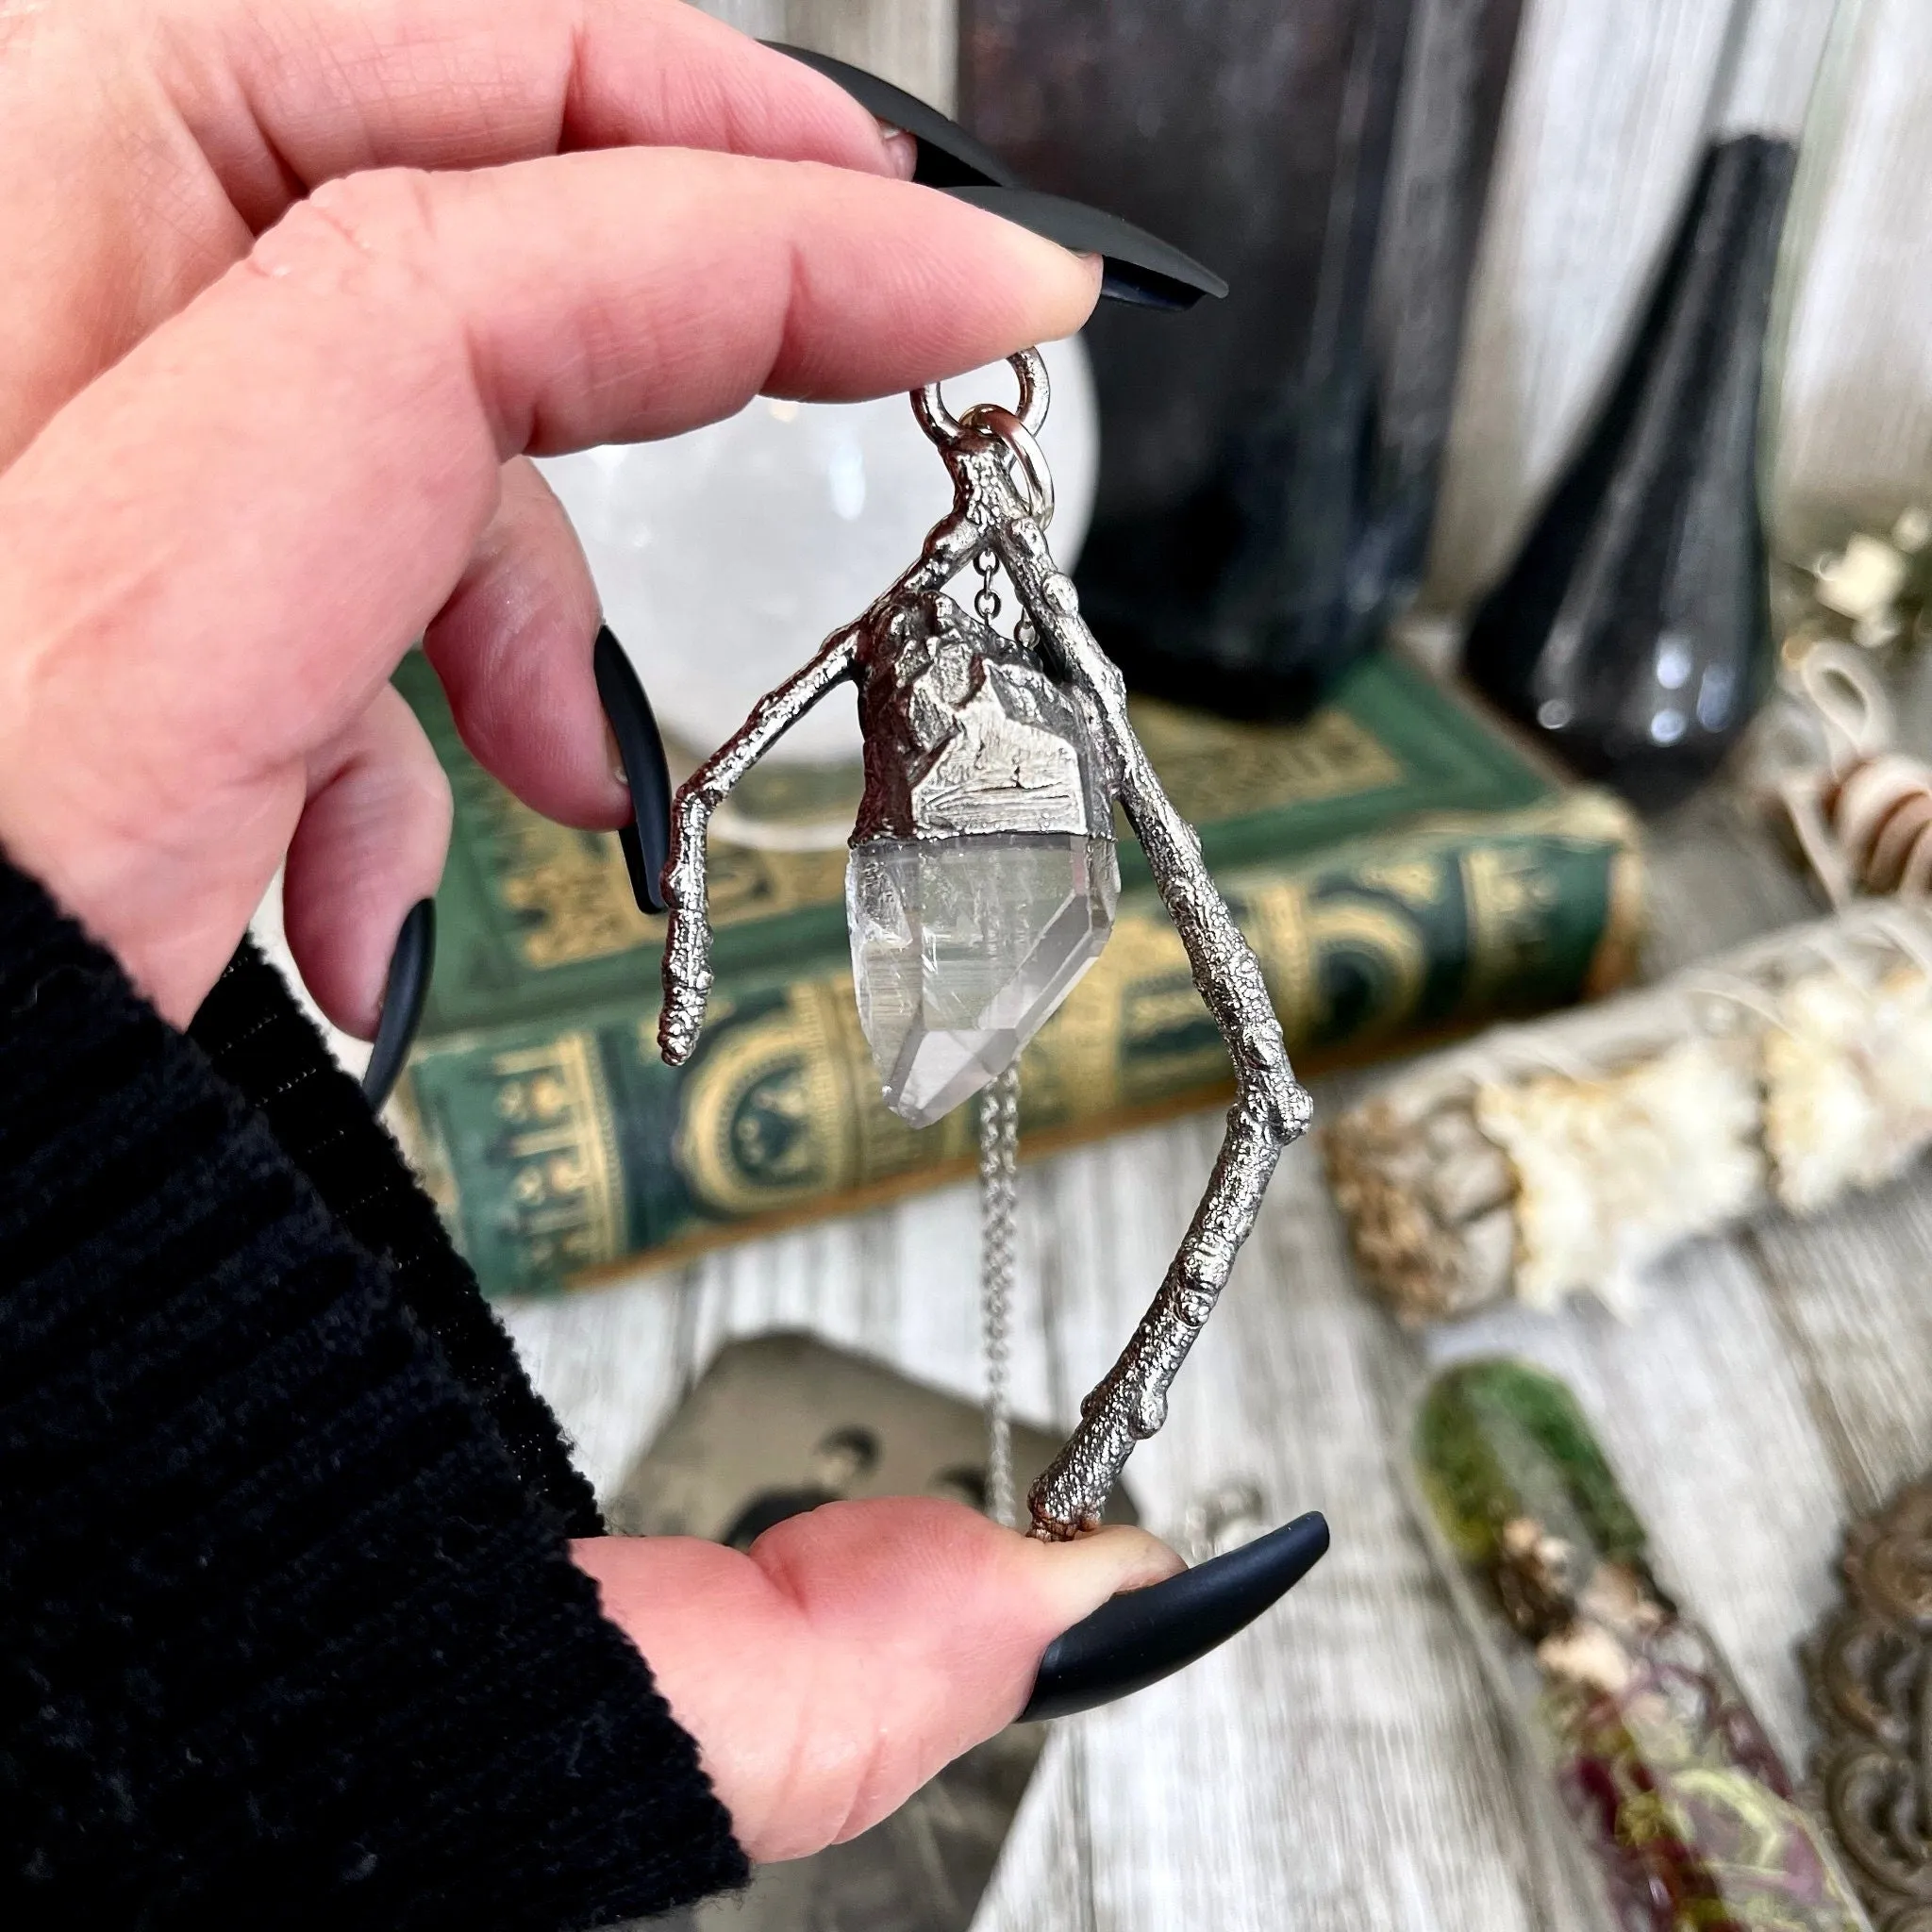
913, 347, 1050, 448
959, 403, 1055, 529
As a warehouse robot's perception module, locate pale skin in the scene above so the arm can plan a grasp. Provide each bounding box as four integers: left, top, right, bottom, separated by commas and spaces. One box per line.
0, 0, 1182, 1866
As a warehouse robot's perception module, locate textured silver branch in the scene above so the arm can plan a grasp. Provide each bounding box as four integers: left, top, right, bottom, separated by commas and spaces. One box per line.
982, 491, 1312, 1541
657, 529, 981, 1064
655, 351, 1311, 1541
658, 627, 860, 1061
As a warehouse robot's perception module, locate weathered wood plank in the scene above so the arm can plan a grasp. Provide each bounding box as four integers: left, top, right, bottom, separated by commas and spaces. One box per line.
497, 1265, 695, 1506
1772, 0, 1932, 553
1635, 791, 1821, 974
973, 1729, 1097, 1932
1014, 1116, 1555, 1932
1746, 1181, 1932, 1514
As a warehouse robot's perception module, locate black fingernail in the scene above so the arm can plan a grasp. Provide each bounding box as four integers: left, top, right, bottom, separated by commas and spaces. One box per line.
764, 43, 1020, 192
942, 186, 1226, 310
1020, 1512, 1329, 1724
763, 43, 1226, 310
592, 625, 672, 916
362, 898, 435, 1110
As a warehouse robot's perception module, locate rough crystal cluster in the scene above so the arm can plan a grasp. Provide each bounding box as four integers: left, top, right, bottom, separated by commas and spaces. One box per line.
847, 831, 1120, 1128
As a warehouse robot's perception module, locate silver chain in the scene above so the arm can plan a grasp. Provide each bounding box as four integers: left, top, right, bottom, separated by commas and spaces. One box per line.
977, 1063, 1020, 1528
973, 546, 1003, 627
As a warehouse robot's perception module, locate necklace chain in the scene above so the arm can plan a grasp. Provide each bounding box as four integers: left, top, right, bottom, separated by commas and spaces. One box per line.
973, 546, 1003, 628
977, 1063, 1020, 1529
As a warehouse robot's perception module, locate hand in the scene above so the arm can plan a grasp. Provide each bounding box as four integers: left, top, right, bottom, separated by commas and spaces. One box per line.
0, 0, 1121, 1864
574, 1502, 1182, 1860
0, 0, 1097, 1037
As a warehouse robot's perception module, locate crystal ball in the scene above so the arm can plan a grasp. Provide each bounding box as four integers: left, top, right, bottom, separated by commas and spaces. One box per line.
535, 337, 1098, 773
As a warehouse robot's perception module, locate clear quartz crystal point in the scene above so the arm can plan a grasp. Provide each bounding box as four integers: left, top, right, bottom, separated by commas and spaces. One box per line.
847, 831, 1120, 1128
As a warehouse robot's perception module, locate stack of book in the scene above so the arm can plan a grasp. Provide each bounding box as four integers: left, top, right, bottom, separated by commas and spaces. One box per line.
389, 651, 1642, 1298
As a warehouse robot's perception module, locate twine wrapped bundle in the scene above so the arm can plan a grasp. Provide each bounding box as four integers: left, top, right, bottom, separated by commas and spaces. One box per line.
1326, 904, 1932, 1324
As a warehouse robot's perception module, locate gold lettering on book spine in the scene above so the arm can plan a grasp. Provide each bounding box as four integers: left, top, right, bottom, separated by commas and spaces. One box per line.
1243, 881, 1429, 1051
478, 771, 851, 972
675, 978, 977, 1218
1125, 699, 1404, 822
1462, 843, 1563, 1007
470, 688, 1411, 973
486, 1033, 625, 1273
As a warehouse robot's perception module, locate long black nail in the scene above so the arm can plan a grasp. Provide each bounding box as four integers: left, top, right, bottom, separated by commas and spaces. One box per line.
1020, 1512, 1329, 1723
764, 43, 1226, 311
764, 43, 1019, 192
944, 186, 1227, 310
592, 625, 672, 916
362, 898, 435, 1110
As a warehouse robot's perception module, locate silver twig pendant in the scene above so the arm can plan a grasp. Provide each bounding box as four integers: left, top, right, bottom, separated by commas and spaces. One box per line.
657, 351, 1312, 1540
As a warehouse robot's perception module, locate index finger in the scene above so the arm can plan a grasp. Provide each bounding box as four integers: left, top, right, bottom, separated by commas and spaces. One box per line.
162, 0, 908, 224
0, 149, 1099, 1024
0, 0, 907, 459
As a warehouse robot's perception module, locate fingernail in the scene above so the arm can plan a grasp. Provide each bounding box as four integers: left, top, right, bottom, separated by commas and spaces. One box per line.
592, 625, 672, 917
1073, 1525, 1187, 1597
875, 118, 918, 179
605, 719, 628, 791
1020, 1512, 1329, 1723
938, 187, 1228, 310
361, 898, 436, 1111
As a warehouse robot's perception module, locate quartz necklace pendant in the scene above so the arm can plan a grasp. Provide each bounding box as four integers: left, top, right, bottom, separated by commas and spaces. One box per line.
843, 551, 1122, 1129
360, 51, 1332, 1675
656, 350, 1312, 1539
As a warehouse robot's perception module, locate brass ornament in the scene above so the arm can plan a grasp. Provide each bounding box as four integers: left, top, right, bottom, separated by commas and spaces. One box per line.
1807, 1476, 1932, 1932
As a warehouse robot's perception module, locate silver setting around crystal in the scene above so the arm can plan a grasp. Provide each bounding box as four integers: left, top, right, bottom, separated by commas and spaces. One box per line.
850, 593, 1116, 843
655, 350, 1313, 1540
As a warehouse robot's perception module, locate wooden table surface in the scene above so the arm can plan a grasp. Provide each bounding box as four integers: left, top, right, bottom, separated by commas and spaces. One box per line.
498, 794, 1932, 1932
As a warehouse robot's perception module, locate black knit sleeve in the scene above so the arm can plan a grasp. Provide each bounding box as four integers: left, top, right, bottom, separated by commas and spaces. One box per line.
0, 858, 748, 1930
186, 940, 603, 1541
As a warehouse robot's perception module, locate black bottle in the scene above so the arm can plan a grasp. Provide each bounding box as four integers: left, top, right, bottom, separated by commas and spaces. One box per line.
1460, 133, 1798, 810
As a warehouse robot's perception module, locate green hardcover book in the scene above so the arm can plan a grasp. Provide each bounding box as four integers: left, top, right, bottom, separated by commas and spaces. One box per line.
389, 651, 1642, 1297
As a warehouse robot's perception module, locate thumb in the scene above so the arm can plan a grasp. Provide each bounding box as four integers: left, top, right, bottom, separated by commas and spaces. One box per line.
572, 1497, 1182, 1861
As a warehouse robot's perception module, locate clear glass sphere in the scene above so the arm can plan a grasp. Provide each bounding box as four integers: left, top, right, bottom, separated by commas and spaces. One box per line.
536, 337, 1099, 772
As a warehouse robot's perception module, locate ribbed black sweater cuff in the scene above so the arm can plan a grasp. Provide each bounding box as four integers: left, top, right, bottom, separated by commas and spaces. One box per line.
187, 938, 606, 1540
0, 861, 747, 1928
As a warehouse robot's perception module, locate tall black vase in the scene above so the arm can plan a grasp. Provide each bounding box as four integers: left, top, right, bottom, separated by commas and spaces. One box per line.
1461, 133, 1798, 810
961, 0, 1523, 719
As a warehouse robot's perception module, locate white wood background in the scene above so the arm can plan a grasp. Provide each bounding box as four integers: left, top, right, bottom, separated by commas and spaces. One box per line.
1411, 0, 1932, 600
1770, 0, 1932, 555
